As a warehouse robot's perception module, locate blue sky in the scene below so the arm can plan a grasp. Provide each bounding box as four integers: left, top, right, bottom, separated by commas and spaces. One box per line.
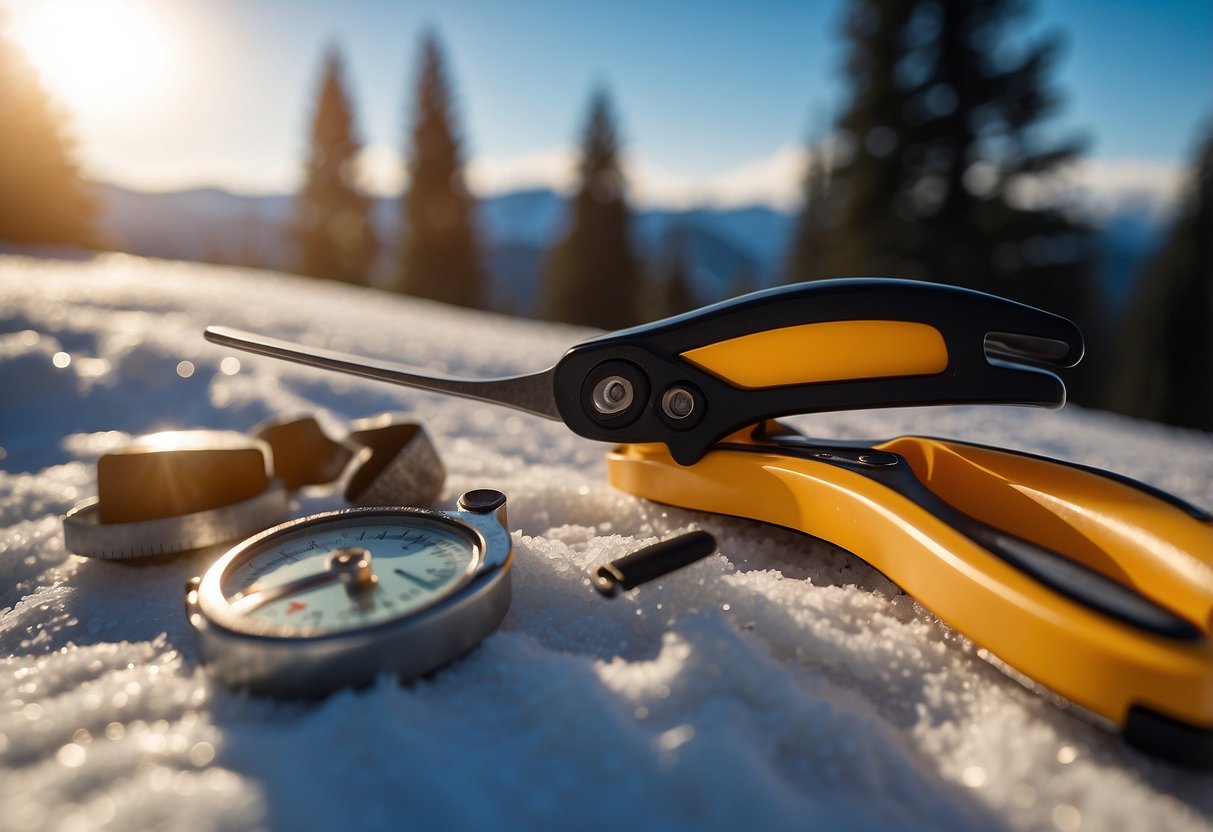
2, 0, 1210, 209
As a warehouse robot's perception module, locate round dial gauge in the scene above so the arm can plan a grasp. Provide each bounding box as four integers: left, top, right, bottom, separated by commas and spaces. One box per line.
186, 490, 513, 697
223, 516, 478, 635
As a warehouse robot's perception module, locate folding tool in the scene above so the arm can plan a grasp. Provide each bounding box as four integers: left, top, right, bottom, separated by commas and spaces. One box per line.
207, 277, 1213, 767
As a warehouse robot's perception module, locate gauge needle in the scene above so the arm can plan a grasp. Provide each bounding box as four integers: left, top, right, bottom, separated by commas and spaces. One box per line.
232, 548, 380, 613
394, 567, 441, 591
230, 572, 338, 614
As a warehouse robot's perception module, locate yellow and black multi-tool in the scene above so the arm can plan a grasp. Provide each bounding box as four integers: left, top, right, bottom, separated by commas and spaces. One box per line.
207, 277, 1213, 767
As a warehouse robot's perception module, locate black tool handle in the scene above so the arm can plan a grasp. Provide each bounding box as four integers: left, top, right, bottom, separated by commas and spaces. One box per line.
552, 278, 1084, 465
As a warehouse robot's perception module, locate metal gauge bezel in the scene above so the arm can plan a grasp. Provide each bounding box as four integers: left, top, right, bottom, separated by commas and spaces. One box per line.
186, 492, 513, 696
199, 508, 487, 639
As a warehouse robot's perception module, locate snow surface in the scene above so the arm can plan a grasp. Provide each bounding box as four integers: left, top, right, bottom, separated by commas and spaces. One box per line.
2, 251, 1213, 832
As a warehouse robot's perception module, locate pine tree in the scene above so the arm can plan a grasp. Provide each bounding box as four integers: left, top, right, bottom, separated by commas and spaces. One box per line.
540, 89, 642, 329
657, 225, 695, 318
290, 46, 377, 284
784, 137, 833, 282
0, 27, 96, 246
398, 32, 482, 308
787, 0, 1097, 339
1108, 123, 1213, 430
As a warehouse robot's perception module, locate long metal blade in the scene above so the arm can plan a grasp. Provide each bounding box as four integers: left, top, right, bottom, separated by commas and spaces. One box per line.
205, 326, 563, 421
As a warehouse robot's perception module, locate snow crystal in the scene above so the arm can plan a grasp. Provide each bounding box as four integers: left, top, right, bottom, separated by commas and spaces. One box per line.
3, 252, 1213, 831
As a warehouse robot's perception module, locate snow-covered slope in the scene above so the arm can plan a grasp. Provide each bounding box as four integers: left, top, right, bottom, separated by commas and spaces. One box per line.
2, 252, 1212, 831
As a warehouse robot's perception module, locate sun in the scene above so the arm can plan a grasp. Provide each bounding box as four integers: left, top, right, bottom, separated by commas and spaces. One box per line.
10, 0, 171, 115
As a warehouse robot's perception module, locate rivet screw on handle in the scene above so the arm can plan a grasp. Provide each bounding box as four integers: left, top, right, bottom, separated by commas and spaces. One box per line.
661, 387, 696, 420
592, 375, 634, 415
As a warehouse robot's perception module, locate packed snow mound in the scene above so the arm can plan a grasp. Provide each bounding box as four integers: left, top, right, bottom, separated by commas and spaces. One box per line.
2, 251, 1213, 831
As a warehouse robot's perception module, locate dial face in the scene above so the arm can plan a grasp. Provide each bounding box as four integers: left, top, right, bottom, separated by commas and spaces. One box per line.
221, 515, 479, 635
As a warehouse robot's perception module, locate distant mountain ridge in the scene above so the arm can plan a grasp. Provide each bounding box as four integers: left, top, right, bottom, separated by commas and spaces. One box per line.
98, 184, 791, 315
97, 184, 1161, 317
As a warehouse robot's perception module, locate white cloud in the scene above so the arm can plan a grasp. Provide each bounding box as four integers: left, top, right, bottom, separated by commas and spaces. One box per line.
123, 142, 1184, 220
353, 142, 809, 210
625, 144, 808, 211
90, 153, 297, 196
355, 145, 406, 197
1066, 158, 1184, 219
356, 144, 580, 199
468, 147, 580, 196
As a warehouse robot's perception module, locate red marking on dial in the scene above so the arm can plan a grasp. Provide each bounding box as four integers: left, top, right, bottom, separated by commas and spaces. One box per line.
286, 601, 307, 615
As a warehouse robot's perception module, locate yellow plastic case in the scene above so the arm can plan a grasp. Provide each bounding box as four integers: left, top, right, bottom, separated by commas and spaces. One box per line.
608, 423, 1213, 765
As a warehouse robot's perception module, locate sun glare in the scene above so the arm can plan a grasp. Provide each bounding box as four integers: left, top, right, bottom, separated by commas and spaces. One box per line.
12, 0, 171, 114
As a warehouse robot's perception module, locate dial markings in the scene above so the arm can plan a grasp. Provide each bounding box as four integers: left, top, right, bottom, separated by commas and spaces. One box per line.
225, 519, 477, 633
395, 567, 441, 591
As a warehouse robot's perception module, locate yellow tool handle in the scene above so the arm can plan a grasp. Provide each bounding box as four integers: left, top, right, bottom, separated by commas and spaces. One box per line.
879, 436, 1213, 632
607, 437, 1213, 733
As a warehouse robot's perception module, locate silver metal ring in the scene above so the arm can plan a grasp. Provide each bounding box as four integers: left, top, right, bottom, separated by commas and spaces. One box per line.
62, 482, 289, 560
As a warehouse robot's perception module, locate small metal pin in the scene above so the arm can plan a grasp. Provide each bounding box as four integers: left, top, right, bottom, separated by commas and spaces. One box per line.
591, 530, 718, 598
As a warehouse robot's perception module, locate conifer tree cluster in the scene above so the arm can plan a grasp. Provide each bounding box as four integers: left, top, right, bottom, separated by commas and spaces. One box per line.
656, 225, 696, 318
396, 33, 483, 308
291, 47, 377, 284
785, 0, 1096, 333
287, 32, 648, 326
784, 137, 832, 287
1108, 123, 1213, 431
0, 28, 96, 247
540, 90, 642, 329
